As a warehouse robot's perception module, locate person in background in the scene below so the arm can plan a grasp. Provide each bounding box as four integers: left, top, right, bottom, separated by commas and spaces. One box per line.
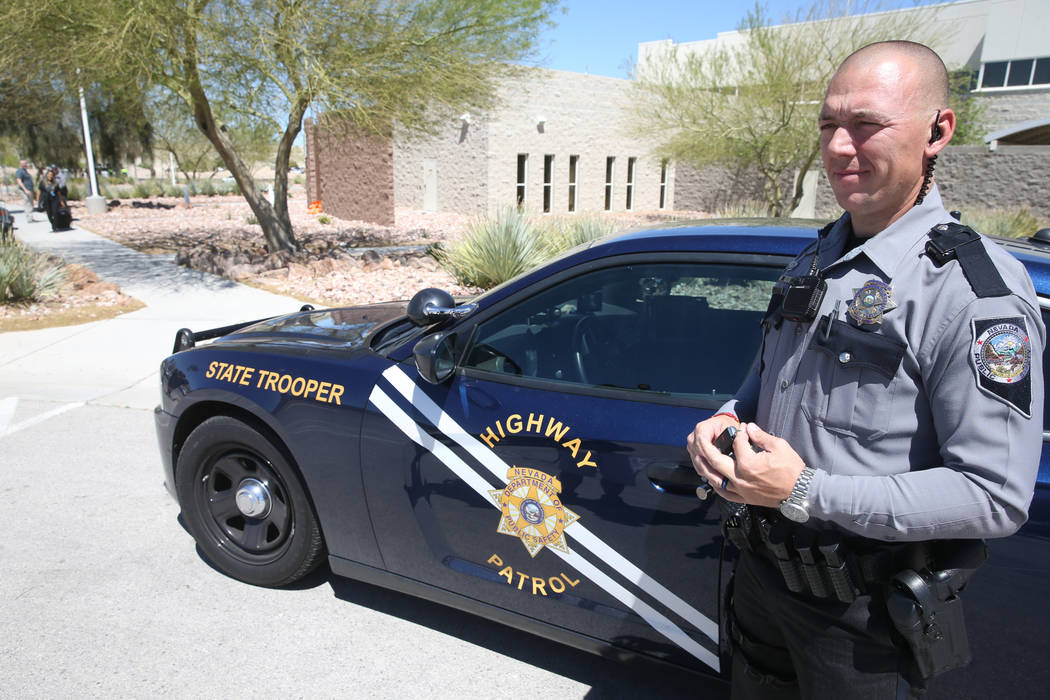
38, 166, 68, 232
15, 160, 37, 223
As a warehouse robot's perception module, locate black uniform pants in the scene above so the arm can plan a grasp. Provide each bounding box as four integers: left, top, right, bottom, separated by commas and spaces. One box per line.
729, 550, 923, 700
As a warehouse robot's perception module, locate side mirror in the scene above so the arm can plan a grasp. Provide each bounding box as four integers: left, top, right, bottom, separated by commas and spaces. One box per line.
414, 331, 458, 384
407, 287, 478, 327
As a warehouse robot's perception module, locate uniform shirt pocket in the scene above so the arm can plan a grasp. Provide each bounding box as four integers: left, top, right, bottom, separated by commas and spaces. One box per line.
799, 317, 907, 441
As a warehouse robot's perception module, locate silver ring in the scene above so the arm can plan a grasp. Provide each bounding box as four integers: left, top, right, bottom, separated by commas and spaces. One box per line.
720, 477, 729, 489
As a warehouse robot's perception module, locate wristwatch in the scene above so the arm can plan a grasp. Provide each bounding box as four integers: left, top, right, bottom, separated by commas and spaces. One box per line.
779, 466, 815, 523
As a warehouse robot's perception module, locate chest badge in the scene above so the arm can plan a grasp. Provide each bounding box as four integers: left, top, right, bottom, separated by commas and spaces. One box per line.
490, 467, 579, 558
847, 279, 897, 325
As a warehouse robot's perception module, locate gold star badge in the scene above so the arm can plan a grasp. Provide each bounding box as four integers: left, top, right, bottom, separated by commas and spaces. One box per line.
489, 467, 579, 557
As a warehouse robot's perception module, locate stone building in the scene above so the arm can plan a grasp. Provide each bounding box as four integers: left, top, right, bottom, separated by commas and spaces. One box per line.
307, 0, 1049, 224
306, 69, 672, 224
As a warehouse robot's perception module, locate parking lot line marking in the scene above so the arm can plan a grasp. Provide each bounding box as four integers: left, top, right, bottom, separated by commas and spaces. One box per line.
0, 400, 84, 438
0, 397, 16, 436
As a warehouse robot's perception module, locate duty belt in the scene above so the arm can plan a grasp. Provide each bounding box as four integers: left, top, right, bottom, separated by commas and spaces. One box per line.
724, 505, 931, 603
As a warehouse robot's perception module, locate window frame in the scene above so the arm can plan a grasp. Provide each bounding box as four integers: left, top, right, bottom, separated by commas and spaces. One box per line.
568, 155, 579, 213
625, 157, 637, 211
543, 154, 554, 214
516, 154, 528, 207
604, 157, 615, 212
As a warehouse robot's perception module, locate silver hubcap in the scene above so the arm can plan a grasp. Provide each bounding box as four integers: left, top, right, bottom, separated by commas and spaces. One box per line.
235, 478, 271, 518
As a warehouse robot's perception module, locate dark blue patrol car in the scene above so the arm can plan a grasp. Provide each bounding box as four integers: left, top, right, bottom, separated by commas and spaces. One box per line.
155, 221, 1050, 696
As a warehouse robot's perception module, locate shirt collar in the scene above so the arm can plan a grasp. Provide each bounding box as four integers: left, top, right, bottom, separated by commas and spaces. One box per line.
820, 185, 951, 279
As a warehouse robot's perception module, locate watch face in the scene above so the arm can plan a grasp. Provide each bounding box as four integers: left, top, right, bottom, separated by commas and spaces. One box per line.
780, 500, 810, 523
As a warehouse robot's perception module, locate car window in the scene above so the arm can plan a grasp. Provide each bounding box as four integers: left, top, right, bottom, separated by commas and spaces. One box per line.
462, 262, 780, 399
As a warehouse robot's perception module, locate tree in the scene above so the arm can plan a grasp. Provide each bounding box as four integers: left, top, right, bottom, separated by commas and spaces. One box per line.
147, 92, 223, 182
0, 0, 557, 252
631, 2, 940, 216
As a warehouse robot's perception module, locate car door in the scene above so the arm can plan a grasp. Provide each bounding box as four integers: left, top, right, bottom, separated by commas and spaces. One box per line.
359, 253, 785, 674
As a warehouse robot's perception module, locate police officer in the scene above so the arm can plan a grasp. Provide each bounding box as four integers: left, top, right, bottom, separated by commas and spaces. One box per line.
686, 41, 1043, 699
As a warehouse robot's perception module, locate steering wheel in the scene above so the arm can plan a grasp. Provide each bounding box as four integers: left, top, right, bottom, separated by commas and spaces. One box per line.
571, 315, 601, 384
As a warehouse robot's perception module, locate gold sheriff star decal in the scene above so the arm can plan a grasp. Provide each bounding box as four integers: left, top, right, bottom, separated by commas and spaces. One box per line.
489, 467, 579, 558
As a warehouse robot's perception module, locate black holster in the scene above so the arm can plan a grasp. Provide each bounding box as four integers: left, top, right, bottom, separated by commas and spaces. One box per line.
884, 539, 988, 680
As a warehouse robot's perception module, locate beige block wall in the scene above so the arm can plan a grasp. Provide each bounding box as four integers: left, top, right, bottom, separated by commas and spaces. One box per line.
485, 69, 673, 217
394, 114, 490, 215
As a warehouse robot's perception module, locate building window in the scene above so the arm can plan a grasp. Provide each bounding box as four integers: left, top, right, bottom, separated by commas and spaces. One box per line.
980, 57, 1050, 89
568, 155, 579, 213
1035, 58, 1050, 85
604, 157, 615, 212
543, 154, 554, 214
1007, 59, 1034, 87
516, 154, 527, 207
625, 157, 637, 211
659, 160, 668, 210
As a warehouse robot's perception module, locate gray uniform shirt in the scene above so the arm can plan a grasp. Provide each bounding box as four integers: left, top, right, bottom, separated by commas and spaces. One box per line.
721, 186, 1044, 542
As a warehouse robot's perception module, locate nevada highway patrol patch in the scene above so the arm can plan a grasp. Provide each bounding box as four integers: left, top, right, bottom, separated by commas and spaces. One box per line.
971, 316, 1032, 416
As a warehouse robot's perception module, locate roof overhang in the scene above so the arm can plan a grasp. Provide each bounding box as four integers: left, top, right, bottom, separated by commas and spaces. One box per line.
984, 117, 1050, 146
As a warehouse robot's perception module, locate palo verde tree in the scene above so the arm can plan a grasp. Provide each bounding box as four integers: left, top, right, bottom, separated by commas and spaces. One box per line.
631, 1, 940, 217
1, 0, 557, 252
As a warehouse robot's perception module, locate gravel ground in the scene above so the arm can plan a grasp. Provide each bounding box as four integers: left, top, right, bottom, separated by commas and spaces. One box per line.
12, 190, 707, 319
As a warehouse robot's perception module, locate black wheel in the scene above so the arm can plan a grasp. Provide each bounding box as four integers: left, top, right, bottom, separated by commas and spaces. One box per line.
176, 416, 324, 587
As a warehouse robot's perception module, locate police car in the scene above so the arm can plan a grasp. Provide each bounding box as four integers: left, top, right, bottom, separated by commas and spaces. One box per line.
155, 221, 1050, 695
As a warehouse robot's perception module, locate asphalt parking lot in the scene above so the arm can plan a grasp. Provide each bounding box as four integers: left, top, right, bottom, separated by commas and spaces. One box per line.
0, 211, 725, 698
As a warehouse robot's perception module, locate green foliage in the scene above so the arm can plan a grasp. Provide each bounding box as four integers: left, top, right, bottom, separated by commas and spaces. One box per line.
132, 181, 155, 198
546, 215, 621, 252
65, 181, 87, 201
0, 241, 67, 302
949, 70, 989, 146
316, 214, 331, 225
960, 207, 1046, 239
631, 1, 942, 216
713, 200, 771, 218
436, 207, 556, 289
0, 0, 558, 253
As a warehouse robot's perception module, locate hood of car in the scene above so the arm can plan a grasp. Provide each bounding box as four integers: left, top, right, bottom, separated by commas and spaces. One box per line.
216, 301, 410, 349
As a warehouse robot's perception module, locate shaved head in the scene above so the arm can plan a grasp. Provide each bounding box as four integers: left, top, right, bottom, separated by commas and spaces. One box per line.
836, 41, 949, 111
819, 40, 955, 234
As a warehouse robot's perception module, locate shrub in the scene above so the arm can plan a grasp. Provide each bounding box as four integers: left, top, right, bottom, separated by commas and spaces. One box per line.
713, 199, 771, 219
65, 181, 86, 201
317, 214, 331, 224
0, 241, 66, 302
132, 181, 155, 198
959, 206, 1046, 239
436, 207, 554, 289
548, 215, 621, 253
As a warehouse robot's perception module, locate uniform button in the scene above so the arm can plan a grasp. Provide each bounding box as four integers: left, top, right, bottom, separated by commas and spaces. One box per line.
780, 379, 789, 390
839, 352, 851, 364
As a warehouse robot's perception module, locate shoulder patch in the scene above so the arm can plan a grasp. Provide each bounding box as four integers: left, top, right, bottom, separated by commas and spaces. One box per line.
971, 316, 1033, 417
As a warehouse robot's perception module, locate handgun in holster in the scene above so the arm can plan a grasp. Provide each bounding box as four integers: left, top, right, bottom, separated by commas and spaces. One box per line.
884, 539, 988, 680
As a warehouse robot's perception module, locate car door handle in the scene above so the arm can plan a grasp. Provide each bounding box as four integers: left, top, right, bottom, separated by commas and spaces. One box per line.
646, 463, 710, 497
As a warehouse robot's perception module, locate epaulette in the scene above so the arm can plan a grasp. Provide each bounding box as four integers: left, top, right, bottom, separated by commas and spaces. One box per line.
925, 222, 1011, 298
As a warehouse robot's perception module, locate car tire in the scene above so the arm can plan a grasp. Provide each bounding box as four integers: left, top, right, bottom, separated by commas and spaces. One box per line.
176, 416, 324, 587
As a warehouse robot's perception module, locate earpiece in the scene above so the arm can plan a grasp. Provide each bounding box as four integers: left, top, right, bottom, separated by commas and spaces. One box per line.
929, 110, 942, 144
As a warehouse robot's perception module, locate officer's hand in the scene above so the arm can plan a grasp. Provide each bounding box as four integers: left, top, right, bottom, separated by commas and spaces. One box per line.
726, 423, 807, 507
685, 414, 740, 493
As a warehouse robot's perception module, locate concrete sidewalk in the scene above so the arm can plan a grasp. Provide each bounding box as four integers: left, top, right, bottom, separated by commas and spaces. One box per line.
0, 200, 307, 409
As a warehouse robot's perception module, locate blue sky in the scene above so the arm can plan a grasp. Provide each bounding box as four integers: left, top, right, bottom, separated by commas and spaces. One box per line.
537, 0, 944, 78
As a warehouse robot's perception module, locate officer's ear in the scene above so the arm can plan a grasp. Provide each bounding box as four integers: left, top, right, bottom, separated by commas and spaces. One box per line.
925, 108, 955, 157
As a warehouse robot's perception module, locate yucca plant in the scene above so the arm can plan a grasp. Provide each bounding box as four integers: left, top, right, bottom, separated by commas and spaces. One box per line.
960, 207, 1045, 239
0, 242, 67, 302
436, 207, 554, 289
548, 215, 622, 254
